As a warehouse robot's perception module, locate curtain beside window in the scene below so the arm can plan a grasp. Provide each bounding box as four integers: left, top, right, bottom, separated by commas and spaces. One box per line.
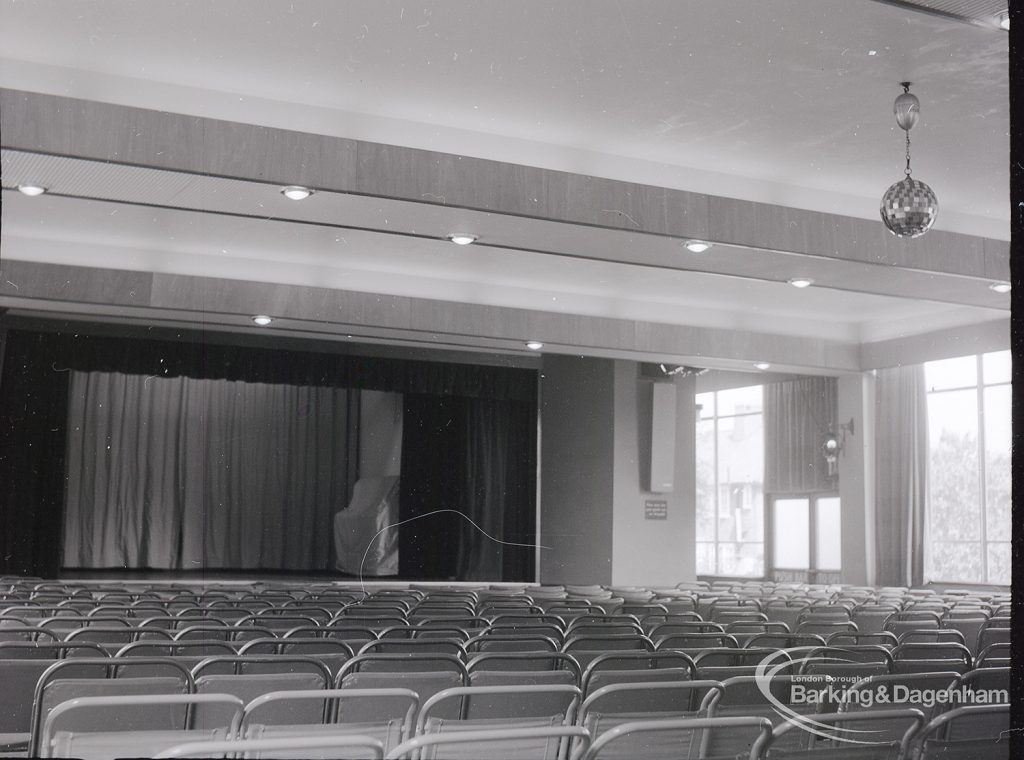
764, 376, 837, 494
874, 365, 928, 587
62, 371, 354, 570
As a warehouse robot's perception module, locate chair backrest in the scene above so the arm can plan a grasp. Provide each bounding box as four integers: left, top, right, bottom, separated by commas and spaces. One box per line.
467, 651, 581, 680
29, 657, 197, 756
153, 733, 385, 758
911, 704, 1010, 760
384, 724, 590, 760
579, 679, 723, 722
826, 631, 899, 648
750, 707, 926, 759
579, 715, 770, 760
38, 693, 244, 759
358, 637, 468, 658
975, 642, 1010, 668
418, 684, 581, 725
465, 633, 560, 653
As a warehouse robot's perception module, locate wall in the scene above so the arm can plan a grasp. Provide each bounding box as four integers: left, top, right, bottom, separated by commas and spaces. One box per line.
539, 356, 616, 584
611, 361, 697, 586
538, 356, 697, 586
837, 372, 876, 585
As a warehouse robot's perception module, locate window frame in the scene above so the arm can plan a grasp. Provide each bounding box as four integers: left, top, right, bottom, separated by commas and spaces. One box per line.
924, 351, 1011, 585
695, 385, 765, 579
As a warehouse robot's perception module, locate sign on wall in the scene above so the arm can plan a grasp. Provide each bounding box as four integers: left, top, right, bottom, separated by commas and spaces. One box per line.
644, 499, 668, 520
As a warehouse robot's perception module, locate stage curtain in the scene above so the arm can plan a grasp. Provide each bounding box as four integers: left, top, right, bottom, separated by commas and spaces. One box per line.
0, 330, 70, 577
62, 371, 353, 570
400, 395, 535, 581
764, 376, 837, 493
874, 364, 928, 587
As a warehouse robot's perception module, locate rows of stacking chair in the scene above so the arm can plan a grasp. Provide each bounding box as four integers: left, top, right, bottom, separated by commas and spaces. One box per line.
2, 577, 1009, 758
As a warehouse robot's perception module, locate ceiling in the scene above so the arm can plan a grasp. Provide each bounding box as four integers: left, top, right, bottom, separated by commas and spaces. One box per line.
0, 0, 1010, 238
0, 0, 1011, 372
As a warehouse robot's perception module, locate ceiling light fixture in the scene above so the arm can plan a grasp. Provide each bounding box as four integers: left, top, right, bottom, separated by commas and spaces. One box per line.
280, 185, 313, 200
448, 233, 478, 245
754, 362, 771, 370
787, 277, 814, 288
17, 184, 47, 197
683, 240, 712, 253
989, 282, 1011, 294
525, 341, 544, 350
252, 315, 273, 326
997, 10, 1009, 30
880, 83, 938, 238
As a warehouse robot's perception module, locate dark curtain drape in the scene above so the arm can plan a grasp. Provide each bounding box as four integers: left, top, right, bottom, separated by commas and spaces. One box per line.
0, 331, 69, 578
63, 371, 353, 570
874, 364, 928, 587
400, 395, 535, 581
764, 376, 837, 493
0, 327, 537, 577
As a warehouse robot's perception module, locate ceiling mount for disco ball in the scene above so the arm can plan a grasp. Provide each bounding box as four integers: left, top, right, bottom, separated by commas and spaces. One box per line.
880, 82, 938, 239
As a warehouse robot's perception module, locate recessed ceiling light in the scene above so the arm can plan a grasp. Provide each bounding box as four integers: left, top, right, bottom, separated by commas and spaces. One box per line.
448, 233, 478, 245
868, 50, 877, 56
754, 362, 771, 370
683, 240, 712, 253
997, 10, 1009, 30
989, 282, 1011, 294
525, 341, 544, 350
252, 315, 273, 326
17, 184, 47, 197
280, 185, 313, 200
787, 277, 814, 288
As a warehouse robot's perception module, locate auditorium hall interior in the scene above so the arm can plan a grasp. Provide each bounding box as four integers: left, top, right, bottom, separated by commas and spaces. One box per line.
0, 1, 1016, 758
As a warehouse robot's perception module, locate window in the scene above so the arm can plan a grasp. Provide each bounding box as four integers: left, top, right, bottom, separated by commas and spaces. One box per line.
769, 494, 840, 576
696, 385, 764, 576
925, 350, 1011, 584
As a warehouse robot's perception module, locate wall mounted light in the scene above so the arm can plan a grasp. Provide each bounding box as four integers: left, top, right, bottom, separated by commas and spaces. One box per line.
989, 282, 1011, 294
448, 233, 478, 245
252, 315, 273, 326
525, 341, 544, 350
822, 417, 855, 479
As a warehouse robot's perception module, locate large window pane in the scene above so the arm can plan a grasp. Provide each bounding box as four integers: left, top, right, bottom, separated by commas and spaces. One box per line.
815, 497, 842, 571
925, 355, 976, 391
984, 385, 1011, 539
927, 390, 980, 542
718, 542, 764, 577
774, 498, 809, 569
982, 350, 1011, 385
987, 543, 1011, 586
696, 542, 716, 575
930, 542, 983, 583
697, 385, 765, 578
716, 413, 763, 544
697, 392, 715, 419
695, 419, 716, 541
716, 385, 763, 416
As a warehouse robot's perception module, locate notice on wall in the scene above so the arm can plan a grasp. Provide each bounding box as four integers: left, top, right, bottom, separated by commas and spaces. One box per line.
644, 499, 668, 520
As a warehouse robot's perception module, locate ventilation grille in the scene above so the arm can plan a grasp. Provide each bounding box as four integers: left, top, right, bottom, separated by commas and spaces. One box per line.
871, 0, 1008, 28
